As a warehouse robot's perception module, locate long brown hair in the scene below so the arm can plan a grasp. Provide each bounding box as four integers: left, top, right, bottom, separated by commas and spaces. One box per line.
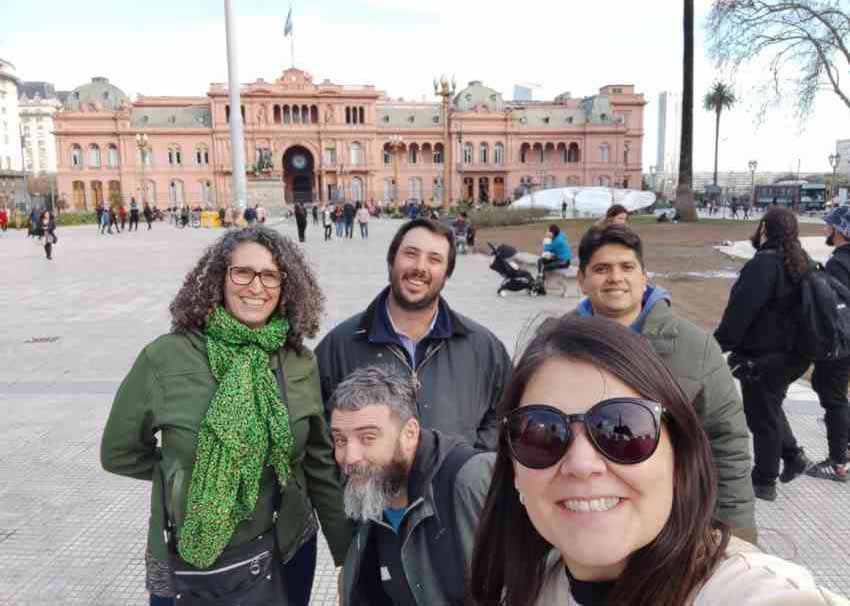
750, 206, 808, 283
468, 316, 730, 606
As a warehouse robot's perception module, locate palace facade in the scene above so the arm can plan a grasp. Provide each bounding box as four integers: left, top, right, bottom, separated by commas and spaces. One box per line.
54, 68, 645, 210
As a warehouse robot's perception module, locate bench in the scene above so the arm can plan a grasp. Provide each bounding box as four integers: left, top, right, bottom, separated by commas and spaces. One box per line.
511, 252, 580, 298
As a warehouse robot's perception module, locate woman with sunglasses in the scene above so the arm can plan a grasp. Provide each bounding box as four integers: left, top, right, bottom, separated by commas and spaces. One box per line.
101, 226, 351, 606
469, 316, 845, 606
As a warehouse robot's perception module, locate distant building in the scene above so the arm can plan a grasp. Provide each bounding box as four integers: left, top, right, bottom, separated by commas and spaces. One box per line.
0, 58, 22, 171
54, 69, 646, 210
19, 82, 62, 174
836, 139, 850, 177
655, 91, 681, 176
513, 85, 533, 101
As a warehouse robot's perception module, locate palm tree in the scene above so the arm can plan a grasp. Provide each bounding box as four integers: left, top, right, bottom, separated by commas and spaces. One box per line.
676, 0, 698, 221
703, 82, 736, 186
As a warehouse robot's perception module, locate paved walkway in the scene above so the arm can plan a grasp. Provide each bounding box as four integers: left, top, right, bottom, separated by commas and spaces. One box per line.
0, 218, 847, 605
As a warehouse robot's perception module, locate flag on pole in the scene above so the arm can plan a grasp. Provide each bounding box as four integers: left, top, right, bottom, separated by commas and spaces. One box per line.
284, 6, 293, 37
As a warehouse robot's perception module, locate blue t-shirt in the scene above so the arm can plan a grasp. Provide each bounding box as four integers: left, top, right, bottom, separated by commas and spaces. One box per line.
383, 507, 406, 533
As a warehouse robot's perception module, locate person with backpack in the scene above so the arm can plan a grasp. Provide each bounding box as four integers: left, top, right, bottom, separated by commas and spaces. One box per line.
805, 206, 850, 482
329, 365, 494, 606
715, 207, 814, 501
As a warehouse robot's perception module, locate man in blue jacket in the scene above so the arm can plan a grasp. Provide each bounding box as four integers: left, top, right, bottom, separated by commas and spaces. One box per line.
537, 224, 571, 276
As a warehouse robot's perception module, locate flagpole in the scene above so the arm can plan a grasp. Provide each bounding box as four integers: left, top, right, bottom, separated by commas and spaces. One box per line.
291, 30, 295, 68
224, 0, 247, 210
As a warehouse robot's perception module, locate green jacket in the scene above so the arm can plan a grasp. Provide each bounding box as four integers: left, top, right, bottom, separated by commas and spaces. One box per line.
100, 330, 352, 565
640, 300, 756, 534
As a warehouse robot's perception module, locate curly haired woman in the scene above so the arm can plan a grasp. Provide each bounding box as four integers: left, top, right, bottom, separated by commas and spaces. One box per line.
715, 207, 813, 502
101, 226, 351, 606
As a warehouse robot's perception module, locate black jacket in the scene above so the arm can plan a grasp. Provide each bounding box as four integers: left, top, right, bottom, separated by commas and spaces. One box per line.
343, 203, 356, 221
315, 289, 511, 450
826, 244, 850, 287
715, 247, 801, 355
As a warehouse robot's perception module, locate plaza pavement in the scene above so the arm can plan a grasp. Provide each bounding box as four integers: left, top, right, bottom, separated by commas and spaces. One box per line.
0, 217, 847, 605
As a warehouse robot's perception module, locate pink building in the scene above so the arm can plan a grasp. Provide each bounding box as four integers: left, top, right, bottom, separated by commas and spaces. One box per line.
55, 69, 645, 210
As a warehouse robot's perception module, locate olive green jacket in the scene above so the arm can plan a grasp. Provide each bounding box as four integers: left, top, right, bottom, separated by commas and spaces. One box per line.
100, 330, 352, 565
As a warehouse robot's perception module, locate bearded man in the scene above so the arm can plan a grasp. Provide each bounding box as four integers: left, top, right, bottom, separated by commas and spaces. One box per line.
316, 218, 511, 450
329, 366, 494, 606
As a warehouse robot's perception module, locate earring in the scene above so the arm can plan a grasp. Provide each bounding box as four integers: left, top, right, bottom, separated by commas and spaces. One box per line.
519, 492, 526, 506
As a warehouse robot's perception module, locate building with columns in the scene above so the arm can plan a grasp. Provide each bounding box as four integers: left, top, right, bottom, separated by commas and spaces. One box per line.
55, 68, 645, 210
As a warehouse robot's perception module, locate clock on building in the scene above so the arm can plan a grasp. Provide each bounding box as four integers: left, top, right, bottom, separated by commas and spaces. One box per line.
291, 154, 307, 170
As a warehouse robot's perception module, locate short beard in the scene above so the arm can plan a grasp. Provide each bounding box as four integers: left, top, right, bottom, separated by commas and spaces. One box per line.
389, 267, 444, 312
826, 229, 835, 247
342, 456, 409, 523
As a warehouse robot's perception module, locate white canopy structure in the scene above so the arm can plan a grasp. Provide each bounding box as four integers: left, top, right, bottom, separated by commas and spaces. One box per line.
510, 187, 656, 216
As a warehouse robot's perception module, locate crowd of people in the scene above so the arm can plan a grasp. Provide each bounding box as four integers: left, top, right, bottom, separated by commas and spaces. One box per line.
99, 206, 850, 606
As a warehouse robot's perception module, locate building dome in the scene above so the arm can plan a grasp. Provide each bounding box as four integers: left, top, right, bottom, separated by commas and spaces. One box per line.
453, 80, 504, 112
64, 76, 128, 112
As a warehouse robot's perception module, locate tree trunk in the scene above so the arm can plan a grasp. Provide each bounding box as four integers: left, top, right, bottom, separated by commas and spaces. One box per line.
713, 108, 720, 186
676, 0, 698, 221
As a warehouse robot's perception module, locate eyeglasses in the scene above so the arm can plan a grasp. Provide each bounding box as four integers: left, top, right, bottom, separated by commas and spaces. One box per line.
228, 266, 285, 289
503, 398, 666, 469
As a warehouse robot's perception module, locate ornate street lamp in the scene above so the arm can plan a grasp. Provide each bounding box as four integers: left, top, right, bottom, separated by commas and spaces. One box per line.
136, 133, 150, 206
434, 74, 456, 211
829, 153, 841, 204
748, 159, 758, 207
388, 134, 404, 207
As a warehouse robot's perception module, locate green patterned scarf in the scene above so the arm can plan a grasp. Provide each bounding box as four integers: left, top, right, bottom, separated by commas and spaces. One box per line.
178, 306, 293, 568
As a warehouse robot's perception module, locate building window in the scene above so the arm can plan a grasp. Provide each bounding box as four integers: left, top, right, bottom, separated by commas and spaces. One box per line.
195, 145, 210, 166
408, 145, 418, 165
434, 143, 444, 164
349, 142, 363, 165
169, 180, 185, 204
345, 107, 351, 125
624, 143, 630, 164
107, 144, 119, 168
479, 144, 489, 164
568, 143, 580, 163
383, 148, 391, 165
283, 105, 291, 124
200, 180, 213, 204
168, 145, 182, 166
463, 142, 473, 164
494, 143, 504, 164
324, 147, 337, 165
89, 144, 101, 168
600, 144, 610, 163
70, 145, 83, 168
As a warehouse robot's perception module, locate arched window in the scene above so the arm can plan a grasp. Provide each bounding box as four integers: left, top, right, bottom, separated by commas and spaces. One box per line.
168, 145, 182, 166
139, 146, 152, 167
349, 142, 363, 166
359, 107, 365, 124
169, 179, 185, 204
494, 143, 504, 164
283, 105, 291, 124
70, 145, 83, 169
292, 105, 301, 124
107, 144, 119, 168
598, 175, 611, 187
600, 143, 610, 163
463, 142, 473, 164
433, 176, 443, 200
408, 144, 419, 165
383, 178, 394, 200
311, 105, 319, 124
568, 143, 580, 163
558, 143, 567, 163
520, 143, 530, 163
89, 144, 101, 168
345, 107, 352, 125
479, 143, 489, 164
351, 177, 364, 202
72, 180, 86, 208
434, 143, 444, 164
533, 143, 544, 163
273, 105, 281, 124
195, 145, 210, 166
383, 145, 392, 165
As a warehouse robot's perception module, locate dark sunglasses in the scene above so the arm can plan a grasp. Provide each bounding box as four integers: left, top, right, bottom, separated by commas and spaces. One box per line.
503, 398, 666, 469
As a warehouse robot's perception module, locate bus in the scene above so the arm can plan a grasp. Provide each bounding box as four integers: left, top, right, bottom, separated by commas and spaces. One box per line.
753, 182, 827, 211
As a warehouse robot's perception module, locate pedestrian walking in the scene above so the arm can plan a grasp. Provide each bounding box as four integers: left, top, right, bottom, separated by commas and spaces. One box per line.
142, 202, 153, 230
101, 226, 351, 606
561, 196, 567, 218
311, 204, 318, 226
108, 207, 121, 234
342, 201, 355, 239
294, 202, 308, 243
354, 202, 369, 239
99, 206, 109, 234
39, 210, 57, 260
180, 206, 190, 228
217, 206, 225, 228
129, 198, 140, 231
118, 205, 127, 231
715, 207, 814, 501
805, 206, 850, 482
333, 205, 344, 238
0, 206, 8, 232
322, 205, 333, 241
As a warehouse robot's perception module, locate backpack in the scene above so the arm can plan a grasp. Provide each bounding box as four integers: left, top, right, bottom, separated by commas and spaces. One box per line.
796, 258, 850, 361
427, 443, 482, 606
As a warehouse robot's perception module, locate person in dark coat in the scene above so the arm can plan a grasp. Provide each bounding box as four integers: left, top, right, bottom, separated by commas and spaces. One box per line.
311, 204, 319, 226
39, 211, 57, 260
129, 197, 140, 231
715, 207, 813, 501
342, 201, 355, 239
143, 202, 154, 230
294, 202, 308, 243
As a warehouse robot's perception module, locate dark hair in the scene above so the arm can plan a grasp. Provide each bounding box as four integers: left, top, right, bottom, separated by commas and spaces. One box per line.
468, 315, 729, 606
548, 224, 560, 237
169, 226, 324, 352
386, 218, 457, 277
606, 204, 629, 219
750, 207, 808, 283
578, 224, 645, 273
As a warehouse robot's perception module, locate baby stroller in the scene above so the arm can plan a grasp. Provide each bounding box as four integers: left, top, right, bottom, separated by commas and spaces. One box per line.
488, 242, 546, 296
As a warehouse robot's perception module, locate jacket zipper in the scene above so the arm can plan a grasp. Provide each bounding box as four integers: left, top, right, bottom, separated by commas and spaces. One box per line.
386, 341, 444, 398
174, 551, 271, 576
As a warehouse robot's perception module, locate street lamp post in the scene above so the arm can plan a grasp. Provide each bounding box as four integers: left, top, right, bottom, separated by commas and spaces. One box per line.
748, 159, 757, 209
136, 133, 150, 206
388, 134, 403, 207
829, 153, 841, 205
433, 75, 456, 212
649, 165, 656, 192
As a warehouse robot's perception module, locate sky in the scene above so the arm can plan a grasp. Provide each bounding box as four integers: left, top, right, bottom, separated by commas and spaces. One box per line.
2, 0, 847, 174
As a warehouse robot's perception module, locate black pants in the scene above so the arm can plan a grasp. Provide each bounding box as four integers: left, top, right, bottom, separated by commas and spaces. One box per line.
324, 224, 332, 241
740, 353, 810, 486
537, 258, 570, 276
296, 220, 307, 243
344, 220, 354, 238
130, 212, 140, 231
44, 242, 52, 259
812, 357, 850, 464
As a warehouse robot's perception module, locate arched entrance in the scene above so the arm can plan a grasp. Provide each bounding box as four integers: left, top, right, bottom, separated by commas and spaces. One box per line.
283, 146, 315, 204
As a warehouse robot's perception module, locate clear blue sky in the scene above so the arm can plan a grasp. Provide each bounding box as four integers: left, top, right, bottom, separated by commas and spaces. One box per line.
2, 0, 847, 174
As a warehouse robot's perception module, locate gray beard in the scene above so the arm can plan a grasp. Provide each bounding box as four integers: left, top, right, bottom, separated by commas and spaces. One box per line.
342, 460, 408, 523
